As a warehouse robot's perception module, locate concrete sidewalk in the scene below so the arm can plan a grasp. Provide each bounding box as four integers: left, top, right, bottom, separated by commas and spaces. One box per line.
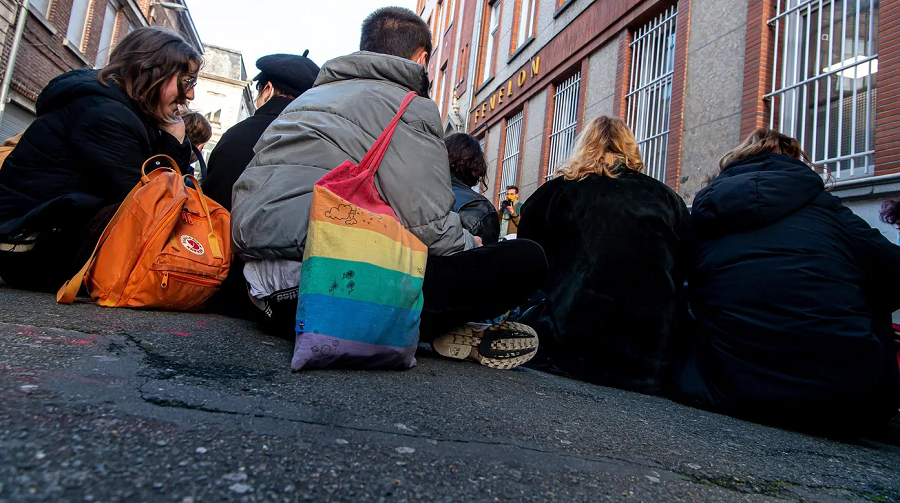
0, 286, 898, 502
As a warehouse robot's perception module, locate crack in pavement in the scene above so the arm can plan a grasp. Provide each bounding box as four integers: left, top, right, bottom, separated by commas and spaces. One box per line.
137, 380, 879, 500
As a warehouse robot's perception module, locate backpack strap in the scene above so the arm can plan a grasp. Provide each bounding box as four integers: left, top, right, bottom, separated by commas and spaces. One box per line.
358, 91, 418, 176
56, 179, 146, 304
57, 155, 180, 304
183, 174, 224, 260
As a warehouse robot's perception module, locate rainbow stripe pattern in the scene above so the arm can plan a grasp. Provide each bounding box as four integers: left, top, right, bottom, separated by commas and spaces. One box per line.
291, 183, 427, 370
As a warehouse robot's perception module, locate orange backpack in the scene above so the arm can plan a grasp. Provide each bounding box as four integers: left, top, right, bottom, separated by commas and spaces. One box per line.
0, 132, 23, 170
57, 155, 231, 310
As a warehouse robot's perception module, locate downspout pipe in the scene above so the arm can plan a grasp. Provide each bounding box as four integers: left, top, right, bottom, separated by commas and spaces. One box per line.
0, 0, 29, 125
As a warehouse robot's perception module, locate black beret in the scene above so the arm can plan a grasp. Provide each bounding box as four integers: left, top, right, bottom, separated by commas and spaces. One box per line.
254, 51, 320, 98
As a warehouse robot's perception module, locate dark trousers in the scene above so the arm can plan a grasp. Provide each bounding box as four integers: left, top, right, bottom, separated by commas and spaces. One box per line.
419, 239, 548, 341
258, 239, 548, 339
0, 205, 116, 293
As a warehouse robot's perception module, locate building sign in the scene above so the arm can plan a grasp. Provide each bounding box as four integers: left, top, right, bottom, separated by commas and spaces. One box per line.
471, 57, 541, 126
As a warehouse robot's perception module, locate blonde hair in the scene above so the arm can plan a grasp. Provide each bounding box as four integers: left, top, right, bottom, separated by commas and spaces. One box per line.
719, 128, 814, 171
556, 116, 644, 181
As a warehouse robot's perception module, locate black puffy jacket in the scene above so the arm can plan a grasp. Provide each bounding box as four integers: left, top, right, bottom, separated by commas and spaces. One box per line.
676, 153, 900, 426
451, 175, 500, 244
0, 69, 191, 236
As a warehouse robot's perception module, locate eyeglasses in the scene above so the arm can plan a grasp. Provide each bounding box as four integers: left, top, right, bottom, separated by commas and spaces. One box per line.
181, 76, 197, 91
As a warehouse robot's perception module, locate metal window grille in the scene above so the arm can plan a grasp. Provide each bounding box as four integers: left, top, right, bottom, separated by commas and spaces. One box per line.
626, 6, 677, 183
499, 111, 524, 202
546, 72, 581, 180
767, 0, 878, 180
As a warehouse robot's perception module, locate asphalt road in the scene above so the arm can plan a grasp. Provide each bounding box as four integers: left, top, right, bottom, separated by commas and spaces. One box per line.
1, 286, 898, 502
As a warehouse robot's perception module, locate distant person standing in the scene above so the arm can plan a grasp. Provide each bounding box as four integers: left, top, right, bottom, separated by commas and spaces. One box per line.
203, 52, 320, 211
498, 186, 522, 238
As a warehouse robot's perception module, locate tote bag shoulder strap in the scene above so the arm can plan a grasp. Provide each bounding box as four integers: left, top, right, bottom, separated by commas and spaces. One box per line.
358, 91, 418, 175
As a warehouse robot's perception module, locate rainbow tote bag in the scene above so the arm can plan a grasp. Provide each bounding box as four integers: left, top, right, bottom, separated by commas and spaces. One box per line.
292, 91, 427, 370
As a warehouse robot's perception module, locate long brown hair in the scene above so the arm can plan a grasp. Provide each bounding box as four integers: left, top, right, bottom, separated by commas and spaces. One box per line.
557, 116, 644, 181
445, 133, 488, 192
98, 27, 202, 124
719, 128, 814, 171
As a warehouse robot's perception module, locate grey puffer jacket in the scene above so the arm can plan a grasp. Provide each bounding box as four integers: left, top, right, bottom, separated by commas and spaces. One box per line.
231, 52, 477, 261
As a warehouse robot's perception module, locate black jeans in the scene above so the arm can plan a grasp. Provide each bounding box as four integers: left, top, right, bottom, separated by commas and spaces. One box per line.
0, 205, 116, 293
258, 239, 548, 340
419, 239, 548, 341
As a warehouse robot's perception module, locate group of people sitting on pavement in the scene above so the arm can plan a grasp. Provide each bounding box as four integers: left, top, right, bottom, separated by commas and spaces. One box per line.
0, 6, 897, 438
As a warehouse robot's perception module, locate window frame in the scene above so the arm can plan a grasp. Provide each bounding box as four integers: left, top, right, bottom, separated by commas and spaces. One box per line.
95, 1, 120, 68
30, 0, 53, 18
66, 0, 93, 52
498, 109, 525, 204
625, 6, 678, 183
546, 71, 582, 180
510, 0, 538, 55
475, 0, 502, 90
766, 0, 879, 180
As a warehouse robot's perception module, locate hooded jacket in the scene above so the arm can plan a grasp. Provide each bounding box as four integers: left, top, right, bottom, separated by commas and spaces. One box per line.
676, 153, 900, 423
0, 69, 191, 236
451, 175, 500, 244
231, 52, 476, 261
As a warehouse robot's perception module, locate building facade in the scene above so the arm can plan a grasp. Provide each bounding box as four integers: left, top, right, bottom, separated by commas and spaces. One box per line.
0, 0, 202, 140
419, 0, 481, 136
189, 44, 254, 164
427, 0, 897, 241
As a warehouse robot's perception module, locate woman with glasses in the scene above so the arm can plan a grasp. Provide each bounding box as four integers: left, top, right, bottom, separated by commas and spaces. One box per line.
0, 27, 201, 292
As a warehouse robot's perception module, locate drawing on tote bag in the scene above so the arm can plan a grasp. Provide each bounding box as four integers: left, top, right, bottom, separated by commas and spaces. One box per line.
292, 91, 426, 371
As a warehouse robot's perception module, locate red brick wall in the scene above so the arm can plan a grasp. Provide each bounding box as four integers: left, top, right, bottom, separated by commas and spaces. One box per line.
739, 0, 776, 138
875, 0, 900, 174
539, 84, 554, 181
613, 30, 631, 119
11, 0, 149, 105
664, 0, 691, 190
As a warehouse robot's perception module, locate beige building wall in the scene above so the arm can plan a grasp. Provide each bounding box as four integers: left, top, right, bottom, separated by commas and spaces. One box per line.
519, 88, 548, 202
583, 39, 619, 123
678, 0, 749, 204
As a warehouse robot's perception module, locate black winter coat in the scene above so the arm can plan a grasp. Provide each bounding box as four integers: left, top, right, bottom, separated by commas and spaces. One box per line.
676, 153, 900, 427
203, 97, 291, 211
0, 69, 191, 236
451, 175, 500, 244
517, 170, 692, 395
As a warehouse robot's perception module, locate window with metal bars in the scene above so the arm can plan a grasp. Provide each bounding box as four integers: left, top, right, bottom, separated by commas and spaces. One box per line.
626, 6, 677, 183
546, 72, 581, 181
499, 111, 524, 202
768, 0, 878, 180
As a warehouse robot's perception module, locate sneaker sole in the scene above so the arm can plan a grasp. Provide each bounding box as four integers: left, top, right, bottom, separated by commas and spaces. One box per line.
432, 321, 538, 370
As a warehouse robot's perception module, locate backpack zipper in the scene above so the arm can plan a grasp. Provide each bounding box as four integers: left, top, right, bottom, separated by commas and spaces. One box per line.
160, 271, 220, 289
114, 197, 188, 304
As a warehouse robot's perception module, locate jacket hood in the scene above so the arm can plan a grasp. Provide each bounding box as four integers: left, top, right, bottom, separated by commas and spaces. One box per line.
692, 153, 825, 236
314, 51, 429, 96
36, 69, 133, 116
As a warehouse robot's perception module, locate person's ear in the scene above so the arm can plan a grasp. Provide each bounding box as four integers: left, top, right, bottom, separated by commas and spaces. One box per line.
413, 47, 428, 66
256, 82, 274, 107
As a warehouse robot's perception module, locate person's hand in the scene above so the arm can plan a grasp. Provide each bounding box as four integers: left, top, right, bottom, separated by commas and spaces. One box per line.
474, 236, 483, 247
159, 115, 186, 144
